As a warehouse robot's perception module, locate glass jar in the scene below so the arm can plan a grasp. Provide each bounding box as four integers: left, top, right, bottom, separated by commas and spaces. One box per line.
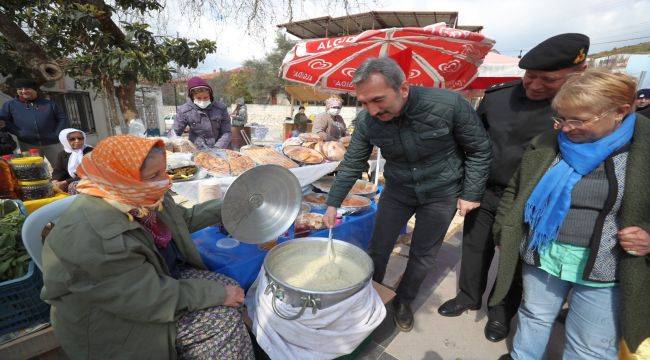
19, 180, 53, 201
9, 156, 50, 181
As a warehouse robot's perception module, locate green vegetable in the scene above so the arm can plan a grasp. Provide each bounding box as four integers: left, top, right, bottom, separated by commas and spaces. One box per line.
0, 200, 29, 282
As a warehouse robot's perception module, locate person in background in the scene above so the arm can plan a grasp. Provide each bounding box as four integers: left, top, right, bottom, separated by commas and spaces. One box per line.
173, 77, 231, 149
0, 129, 17, 156
312, 96, 348, 141
0, 78, 68, 164
294, 105, 309, 133
231, 97, 248, 127
323, 57, 492, 331
52, 128, 93, 194
493, 69, 649, 359
438, 33, 590, 343
635, 88, 650, 118
41, 135, 253, 359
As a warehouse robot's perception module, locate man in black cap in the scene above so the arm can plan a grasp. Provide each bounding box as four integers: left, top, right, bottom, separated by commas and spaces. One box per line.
437, 33, 589, 342
636, 88, 650, 118
0, 78, 68, 163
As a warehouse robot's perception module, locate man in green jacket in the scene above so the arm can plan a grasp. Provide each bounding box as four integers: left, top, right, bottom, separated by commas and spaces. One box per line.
323, 57, 492, 331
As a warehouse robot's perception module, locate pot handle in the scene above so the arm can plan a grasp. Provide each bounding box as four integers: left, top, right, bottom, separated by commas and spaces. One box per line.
265, 282, 317, 320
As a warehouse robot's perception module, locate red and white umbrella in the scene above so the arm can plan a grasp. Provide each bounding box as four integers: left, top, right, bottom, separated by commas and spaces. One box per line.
281, 23, 495, 92
467, 52, 524, 89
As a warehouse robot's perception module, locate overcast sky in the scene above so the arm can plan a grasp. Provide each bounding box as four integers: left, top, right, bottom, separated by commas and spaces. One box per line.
160, 0, 650, 73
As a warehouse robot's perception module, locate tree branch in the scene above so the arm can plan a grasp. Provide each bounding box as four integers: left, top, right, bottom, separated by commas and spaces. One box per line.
0, 11, 63, 82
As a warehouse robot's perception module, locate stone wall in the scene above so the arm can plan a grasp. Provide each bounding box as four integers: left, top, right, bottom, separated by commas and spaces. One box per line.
162, 104, 359, 142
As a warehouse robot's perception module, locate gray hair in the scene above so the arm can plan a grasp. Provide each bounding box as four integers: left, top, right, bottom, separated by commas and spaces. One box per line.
353, 57, 406, 91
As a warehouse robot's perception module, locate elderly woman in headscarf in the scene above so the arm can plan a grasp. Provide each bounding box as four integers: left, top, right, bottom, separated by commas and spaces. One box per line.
491, 69, 650, 359
312, 96, 348, 141
41, 135, 254, 359
52, 128, 93, 194
173, 76, 231, 149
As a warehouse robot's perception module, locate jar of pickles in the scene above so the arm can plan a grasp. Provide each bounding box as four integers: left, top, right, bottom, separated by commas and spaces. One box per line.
18, 180, 53, 201
9, 156, 49, 181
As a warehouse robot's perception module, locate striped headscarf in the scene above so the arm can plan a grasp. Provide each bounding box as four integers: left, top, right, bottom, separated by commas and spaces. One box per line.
75, 135, 171, 216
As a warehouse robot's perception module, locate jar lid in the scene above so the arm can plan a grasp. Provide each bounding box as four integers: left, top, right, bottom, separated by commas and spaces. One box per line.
9, 156, 44, 165
19, 179, 51, 186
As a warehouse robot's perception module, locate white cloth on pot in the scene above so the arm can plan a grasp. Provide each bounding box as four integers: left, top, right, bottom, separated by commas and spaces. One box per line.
245, 268, 386, 360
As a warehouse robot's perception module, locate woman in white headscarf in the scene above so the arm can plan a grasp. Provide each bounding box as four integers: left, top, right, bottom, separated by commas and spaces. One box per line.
52, 128, 93, 193
312, 96, 348, 141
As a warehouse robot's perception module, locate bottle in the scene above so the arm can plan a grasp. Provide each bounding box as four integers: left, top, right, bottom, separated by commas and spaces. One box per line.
0, 156, 20, 199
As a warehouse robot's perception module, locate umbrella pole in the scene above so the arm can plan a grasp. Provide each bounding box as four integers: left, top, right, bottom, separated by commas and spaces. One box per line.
374, 148, 381, 187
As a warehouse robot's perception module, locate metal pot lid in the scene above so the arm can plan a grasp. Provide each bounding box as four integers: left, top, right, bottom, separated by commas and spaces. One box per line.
222, 164, 302, 244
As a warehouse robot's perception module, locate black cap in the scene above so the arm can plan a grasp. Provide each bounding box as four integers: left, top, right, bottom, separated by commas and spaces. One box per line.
637, 89, 650, 99
13, 78, 37, 89
519, 33, 590, 71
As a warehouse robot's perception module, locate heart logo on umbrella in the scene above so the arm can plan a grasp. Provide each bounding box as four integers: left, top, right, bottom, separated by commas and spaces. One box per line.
341, 68, 357, 78
308, 59, 333, 70
408, 69, 421, 79
438, 60, 461, 74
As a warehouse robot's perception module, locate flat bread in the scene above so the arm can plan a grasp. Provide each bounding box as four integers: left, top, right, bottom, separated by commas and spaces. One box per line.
299, 133, 321, 142
341, 194, 370, 208
194, 152, 230, 176
303, 192, 327, 204
283, 145, 324, 165
339, 136, 351, 148
350, 180, 377, 194
217, 149, 255, 176
295, 212, 325, 230
321, 141, 346, 161
241, 146, 298, 169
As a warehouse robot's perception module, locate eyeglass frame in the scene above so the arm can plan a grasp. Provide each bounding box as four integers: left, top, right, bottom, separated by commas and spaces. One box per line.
551, 109, 614, 129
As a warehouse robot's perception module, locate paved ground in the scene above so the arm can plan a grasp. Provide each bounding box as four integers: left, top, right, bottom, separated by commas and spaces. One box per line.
356, 216, 566, 360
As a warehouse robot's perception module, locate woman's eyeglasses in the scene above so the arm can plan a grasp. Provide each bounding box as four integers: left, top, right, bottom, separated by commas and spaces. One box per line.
68, 137, 84, 141
552, 109, 613, 128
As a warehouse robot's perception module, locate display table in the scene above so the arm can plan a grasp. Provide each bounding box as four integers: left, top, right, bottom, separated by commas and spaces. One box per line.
192, 202, 377, 290
172, 161, 340, 203
23, 192, 69, 214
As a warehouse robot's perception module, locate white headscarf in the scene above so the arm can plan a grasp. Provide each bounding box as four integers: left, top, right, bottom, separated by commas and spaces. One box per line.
58, 128, 88, 178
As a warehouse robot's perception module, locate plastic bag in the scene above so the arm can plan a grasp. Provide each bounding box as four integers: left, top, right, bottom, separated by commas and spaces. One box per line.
128, 119, 147, 137
166, 152, 194, 170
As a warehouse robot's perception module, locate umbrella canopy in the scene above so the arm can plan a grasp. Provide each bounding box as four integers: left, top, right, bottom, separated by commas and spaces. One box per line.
281, 23, 495, 92
467, 52, 524, 89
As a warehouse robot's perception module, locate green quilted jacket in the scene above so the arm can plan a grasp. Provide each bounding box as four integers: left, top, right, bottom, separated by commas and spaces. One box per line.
327, 86, 492, 207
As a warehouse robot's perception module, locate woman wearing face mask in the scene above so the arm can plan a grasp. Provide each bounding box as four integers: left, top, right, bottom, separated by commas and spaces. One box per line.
312, 96, 348, 141
41, 135, 253, 359
52, 128, 94, 194
172, 77, 231, 149
492, 69, 650, 359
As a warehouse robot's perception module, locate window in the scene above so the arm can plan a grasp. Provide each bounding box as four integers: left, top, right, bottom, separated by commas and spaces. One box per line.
49, 91, 96, 134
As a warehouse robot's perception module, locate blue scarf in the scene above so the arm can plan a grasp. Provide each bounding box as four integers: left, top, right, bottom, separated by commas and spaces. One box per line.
525, 113, 637, 251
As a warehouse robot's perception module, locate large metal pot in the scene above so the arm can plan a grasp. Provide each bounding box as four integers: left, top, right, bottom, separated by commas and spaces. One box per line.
263, 237, 373, 320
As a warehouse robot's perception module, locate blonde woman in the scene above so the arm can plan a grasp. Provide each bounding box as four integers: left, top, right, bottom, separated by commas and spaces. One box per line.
491, 69, 649, 359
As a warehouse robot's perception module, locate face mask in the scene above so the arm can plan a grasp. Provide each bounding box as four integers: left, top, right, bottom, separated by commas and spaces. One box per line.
194, 100, 211, 109
328, 108, 341, 116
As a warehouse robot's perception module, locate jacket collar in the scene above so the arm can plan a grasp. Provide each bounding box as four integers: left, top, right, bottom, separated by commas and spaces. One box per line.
400, 86, 420, 119
79, 194, 142, 239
